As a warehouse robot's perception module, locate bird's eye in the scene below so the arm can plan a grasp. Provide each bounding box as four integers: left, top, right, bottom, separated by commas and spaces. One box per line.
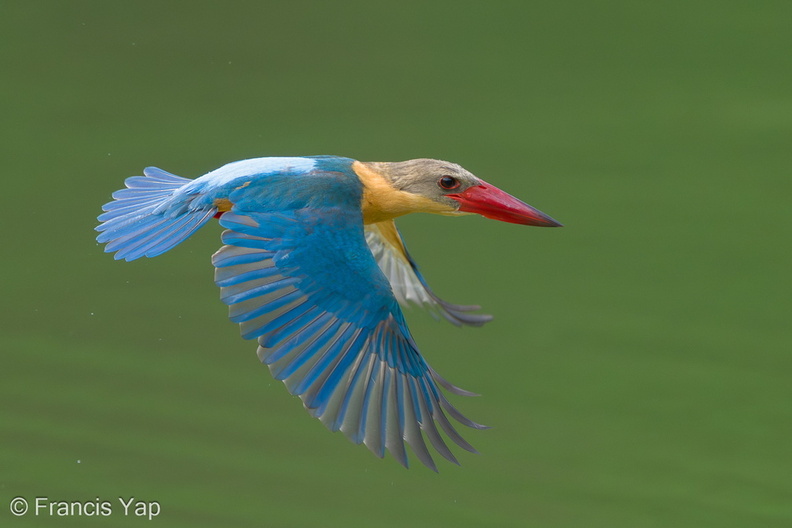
438, 176, 460, 190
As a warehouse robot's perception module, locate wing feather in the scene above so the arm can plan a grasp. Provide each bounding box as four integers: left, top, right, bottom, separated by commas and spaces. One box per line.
364, 220, 493, 327
214, 205, 485, 470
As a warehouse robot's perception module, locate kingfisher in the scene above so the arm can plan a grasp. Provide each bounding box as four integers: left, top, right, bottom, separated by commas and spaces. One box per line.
96, 156, 561, 470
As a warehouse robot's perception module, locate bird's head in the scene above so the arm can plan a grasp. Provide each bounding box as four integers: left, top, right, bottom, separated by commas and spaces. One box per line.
354, 158, 562, 227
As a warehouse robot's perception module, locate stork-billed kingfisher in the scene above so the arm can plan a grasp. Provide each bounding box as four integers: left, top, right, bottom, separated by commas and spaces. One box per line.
96, 156, 561, 471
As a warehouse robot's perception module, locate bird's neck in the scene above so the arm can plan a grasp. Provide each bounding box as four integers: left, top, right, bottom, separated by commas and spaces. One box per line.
352, 161, 454, 224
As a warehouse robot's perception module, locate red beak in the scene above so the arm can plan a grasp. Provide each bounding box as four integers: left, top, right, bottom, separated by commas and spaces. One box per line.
447, 180, 562, 227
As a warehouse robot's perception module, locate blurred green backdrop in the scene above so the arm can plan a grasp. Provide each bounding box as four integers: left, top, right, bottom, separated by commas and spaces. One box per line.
3, 1, 790, 526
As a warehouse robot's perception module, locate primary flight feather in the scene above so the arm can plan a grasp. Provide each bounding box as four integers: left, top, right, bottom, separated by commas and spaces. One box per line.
96, 155, 561, 470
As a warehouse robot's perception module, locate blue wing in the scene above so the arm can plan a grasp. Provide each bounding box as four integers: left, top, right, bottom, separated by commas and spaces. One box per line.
214, 204, 487, 470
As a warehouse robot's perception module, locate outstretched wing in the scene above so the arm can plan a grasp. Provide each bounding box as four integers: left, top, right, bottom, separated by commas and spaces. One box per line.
213, 205, 487, 470
365, 220, 493, 327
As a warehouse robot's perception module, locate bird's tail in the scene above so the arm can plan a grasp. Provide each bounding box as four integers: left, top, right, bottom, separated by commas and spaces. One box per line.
96, 167, 216, 261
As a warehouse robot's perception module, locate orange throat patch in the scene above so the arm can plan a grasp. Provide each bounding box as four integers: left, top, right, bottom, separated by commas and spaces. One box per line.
352, 161, 456, 224
213, 198, 233, 213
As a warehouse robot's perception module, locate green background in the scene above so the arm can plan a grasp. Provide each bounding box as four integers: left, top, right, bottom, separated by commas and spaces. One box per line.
3, 1, 790, 526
